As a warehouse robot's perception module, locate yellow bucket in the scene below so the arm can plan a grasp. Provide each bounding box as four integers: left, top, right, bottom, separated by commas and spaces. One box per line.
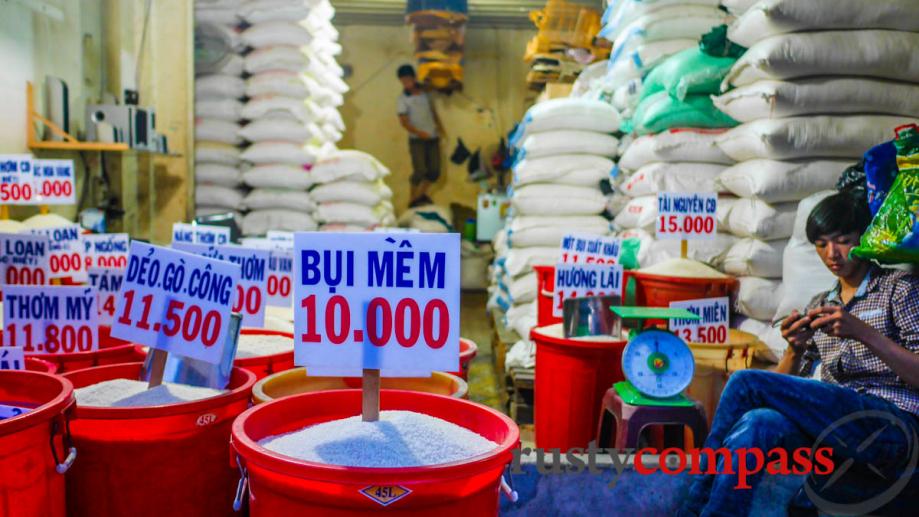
252, 368, 468, 404
686, 329, 761, 428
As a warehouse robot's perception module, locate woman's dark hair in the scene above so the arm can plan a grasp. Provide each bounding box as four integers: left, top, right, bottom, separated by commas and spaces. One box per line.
397, 64, 416, 78
805, 188, 872, 244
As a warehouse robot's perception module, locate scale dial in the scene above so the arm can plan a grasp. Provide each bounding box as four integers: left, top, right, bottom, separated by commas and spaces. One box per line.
621, 329, 695, 398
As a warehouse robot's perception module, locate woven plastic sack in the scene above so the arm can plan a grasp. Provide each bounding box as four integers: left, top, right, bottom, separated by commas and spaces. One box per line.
864, 141, 898, 216
629, 92, 738, 136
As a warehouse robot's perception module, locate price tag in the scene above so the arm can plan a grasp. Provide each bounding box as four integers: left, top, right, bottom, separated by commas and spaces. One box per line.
172, 223, 230, 245
669, 297, 730, 344
32, 159, 76, 205
656, 192, 718, 240
111, 242, 241, 364
83, 233, 129, 270
0, 233, 50, 286
29, 224, 86, 282
0, 347, 25, 370
2, 286, 99, 354
88, 267, 124, 325
238, 238, 293, 308
293, 232, 460, 377
552, 263, 624, 318
559, 233, 621, 264
0, 155, 35, 205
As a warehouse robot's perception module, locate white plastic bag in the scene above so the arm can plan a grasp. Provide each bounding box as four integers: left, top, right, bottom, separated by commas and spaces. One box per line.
713, 78, 919, 123
621, 162, 725, 198
238, 118, 313, 143
314, 202, 389, 226
512, 184, 608, 216
244, 47, 310, 75
508, 272, 538, 304
241, 96, 311, 124
246, 71, 309, 98
503, 247, 560, 278
242, 164, 313, 189
311, 150, 390, 183
518, 98, 621, 138
723, 238, 788, 278
723, 199, 797, 241
717, 159, 847, 203
519, 130, 619, 159
736, 276, 782, 320
244, 189, 315, 213
619, 129, 733, 171
195, 99, 242, 121
507, 216, 612, 248
513, 155, 613, 187
238, 0, 311, 24
614, 195, 657, 230
609, 6, 725, 59
602, 0, 722, 42
241, 142, 316, 166
242, 210, 318, 236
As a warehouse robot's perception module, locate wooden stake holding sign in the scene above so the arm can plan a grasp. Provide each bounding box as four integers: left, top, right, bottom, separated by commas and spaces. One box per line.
656, 192, 719, 252
292, 232, 461, 423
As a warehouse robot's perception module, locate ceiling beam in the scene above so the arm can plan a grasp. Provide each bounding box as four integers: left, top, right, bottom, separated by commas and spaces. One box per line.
331, 1, 604, 28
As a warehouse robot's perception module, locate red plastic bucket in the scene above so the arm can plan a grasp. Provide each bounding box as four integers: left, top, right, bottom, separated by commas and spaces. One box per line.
0, 370, 76, 517
231, 389, 520, 516
533, 265, 561, 327
629, 271, 738, 308
25, 357, 59, 374
17, 325, 145, 374
63, 363, 257, 517
531, 324, 626, 450
450, 338, 478, 381
232, 329, 296, 380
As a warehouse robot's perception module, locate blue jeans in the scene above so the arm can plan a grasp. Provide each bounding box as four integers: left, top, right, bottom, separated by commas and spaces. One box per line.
680, 370, 919, 517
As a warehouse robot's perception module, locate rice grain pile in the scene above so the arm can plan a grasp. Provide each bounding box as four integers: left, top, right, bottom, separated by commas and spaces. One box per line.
235, 333, 294, 359
638, 257, 729, 279
75, 379, 226, 408
259, 410, 498, 468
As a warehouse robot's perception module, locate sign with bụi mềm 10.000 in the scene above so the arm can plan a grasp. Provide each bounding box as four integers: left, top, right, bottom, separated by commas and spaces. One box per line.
293, 232, 460, 377
110, 242, 241, 364
656, 192, 717, 240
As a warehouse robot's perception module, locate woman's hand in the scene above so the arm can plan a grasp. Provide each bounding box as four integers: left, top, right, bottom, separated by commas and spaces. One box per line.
781, 310, 815, 351
807, 305, 875, 341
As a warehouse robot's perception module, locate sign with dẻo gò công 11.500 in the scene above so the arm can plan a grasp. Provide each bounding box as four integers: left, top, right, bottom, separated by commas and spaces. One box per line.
293, 232, 460, 377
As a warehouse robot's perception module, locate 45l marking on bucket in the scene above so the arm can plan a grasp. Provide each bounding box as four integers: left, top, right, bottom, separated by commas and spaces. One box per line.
360, 485, 411, 506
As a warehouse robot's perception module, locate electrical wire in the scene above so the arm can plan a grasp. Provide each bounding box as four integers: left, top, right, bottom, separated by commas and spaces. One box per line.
134, 0, 154, 99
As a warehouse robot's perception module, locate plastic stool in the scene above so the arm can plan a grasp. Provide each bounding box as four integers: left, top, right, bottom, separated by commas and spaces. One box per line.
596, 387, 709, 449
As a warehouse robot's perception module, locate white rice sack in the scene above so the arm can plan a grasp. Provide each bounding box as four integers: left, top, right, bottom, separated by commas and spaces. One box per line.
722, 0, 759, 16
508, 216, 611, 248
614, 195, 657, 230
242, 96, 310, 124
728, 0, 919, 48
717, 160, 847, 203
734, 316, 786, 364
608, 6, 725, 57
723, 238, 788, 279
508, 303, 538, 342
518, 130, 619, 159
603, 39, 697, 93
571, 61, 608, 98
246, 71, 309, 98
620, 162, 726, 198
715, 116, 915, 162
513, 155, 613, 188
195, 184, 245, 209
238, 0, 311, 24
195, 118, 242, 145
196, 164, 242, 187
601, 0, 722, 42
310, 180, 391, 206
736, 277, 782, 321
242, 164, 313, 189
775, 191, 836, 321
518, 98, 621, 138
195, 6, 239, 26
245, 47, 309, 75
723, 199, 796, 241
241, 22, 312, 48
511, 184, 608, 216
196, 74, 245, 99
508, 272, 537, 304
195, 142, 241, 166
239, 118, 313, 143
619, 129, 733, 172
315, 202, 390, 227
717, 196, 738, 230
319, 223, 374, 233
242, 209, 317, 236
506, 339, 536, 369
503, 247, 560, 278
713, 78, 919, 123
627, 228, 738, 270
397, 204, 453, 233
241, 142, 315, 166
311, 151, 390, 183
195, 99, 242, 121
244, 189, 316, 213
209, 53, 244, 77
724, 31, 919, 89
613, 79, 643, 114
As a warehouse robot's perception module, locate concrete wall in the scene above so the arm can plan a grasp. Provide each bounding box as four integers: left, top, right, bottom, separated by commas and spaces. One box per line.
338, 24, 535, 214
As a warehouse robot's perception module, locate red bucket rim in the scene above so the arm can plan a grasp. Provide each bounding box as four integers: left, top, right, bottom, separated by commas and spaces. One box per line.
630, 270, 738, 286
231, 389, 519, 481
530, 324, 627, 350
459, 338, 477, 359
63, 362, 256, 419
0, 370, 75, 438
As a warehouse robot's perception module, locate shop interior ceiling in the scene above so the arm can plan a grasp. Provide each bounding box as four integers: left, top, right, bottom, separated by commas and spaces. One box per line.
333, 0, 604, 27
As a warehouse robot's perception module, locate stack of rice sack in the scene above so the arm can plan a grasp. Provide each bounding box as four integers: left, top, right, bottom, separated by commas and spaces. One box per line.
612, 28, 741, 270
194, 0, 248, 223
494, 98, 620, 361
235, 0, 348, 236
309, 150, 395, 232
711, 0, 919, 352
597, 0, 726, 119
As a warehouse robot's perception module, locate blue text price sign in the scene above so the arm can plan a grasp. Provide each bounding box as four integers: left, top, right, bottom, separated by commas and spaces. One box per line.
2, 286, 98, 354
552, 263, 624, 318
240, 237, 293, 308
83, 233, 129, 270
32, 159, 76, 205
0, 233, 49, 286
657, 192, 718, 240
560, 233, 621, 264
0, 347, 25, 370
266, 231, 294, 245
172, 223, 230, 245
173, 243, 270, 327
293, 232, 460, 377
0, 155, 35, 205
111, 242, 241, 363
29, 224, 86, 282
88, 267, 124, 326
669, 297, 730, 344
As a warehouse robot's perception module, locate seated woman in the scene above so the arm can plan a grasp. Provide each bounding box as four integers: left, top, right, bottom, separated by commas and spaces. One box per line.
680, 188, 919, 516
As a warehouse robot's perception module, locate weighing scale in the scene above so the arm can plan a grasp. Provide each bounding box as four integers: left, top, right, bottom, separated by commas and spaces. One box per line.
610, 306, 700, 408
